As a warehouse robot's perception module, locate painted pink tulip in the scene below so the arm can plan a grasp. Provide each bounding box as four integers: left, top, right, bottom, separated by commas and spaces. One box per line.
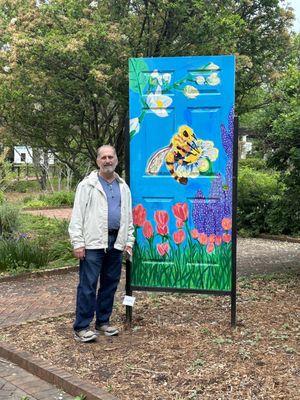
142, 221, 153, 239
173, 230, 185, 245
191, 229, 199, 239
154, 210, 169, 226
208, 234, 215, 243
222, 233, 232, 243
221, 217, 232, 231
176, 218, 184, 229
215, 235, 222, 246
198, 233, 208, 245
206, 243, 215, 253
157, 242, 170, 256
157, 224, 168, 236
133, 204, 146, 227
172, 202, 188, 221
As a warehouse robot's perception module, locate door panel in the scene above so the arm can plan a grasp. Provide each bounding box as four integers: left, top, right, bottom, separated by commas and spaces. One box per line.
129, 55, 235, 291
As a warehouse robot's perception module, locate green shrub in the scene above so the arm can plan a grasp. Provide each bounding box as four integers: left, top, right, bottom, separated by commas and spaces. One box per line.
23, 199, 48, 209
237, 166, 283, 235
0, 238, 49, 272
0, 202, 20, 237
23, 191, 74, 208
0, 191, 4, 204
239, 157, 267, 171
43, 191, 74, 207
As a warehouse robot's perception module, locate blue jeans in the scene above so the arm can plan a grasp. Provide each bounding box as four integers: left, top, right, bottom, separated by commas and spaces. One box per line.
73, 234, 122, 331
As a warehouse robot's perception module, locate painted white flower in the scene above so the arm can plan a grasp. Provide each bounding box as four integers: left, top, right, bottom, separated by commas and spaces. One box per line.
3, 66, 10, 72
199, 140, 219, 161
162, 73, 171, 84
1, 43, 11, 52
204, 62, 220, 71
146, 90, 172, 117
196, 75, 205, 85
130, 117, 140, 135
198, 158, 210, 172
33, 102, 43, 111
89, 0, 98, 8
183, 85, 200, 99
207, 72, 220, 86
150, 69, 163, 86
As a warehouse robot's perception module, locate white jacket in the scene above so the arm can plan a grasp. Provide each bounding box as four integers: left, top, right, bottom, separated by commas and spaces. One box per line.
68, 170, 135, 251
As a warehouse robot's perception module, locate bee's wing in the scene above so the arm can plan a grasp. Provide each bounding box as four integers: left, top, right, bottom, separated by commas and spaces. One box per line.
146, 146, 170, 175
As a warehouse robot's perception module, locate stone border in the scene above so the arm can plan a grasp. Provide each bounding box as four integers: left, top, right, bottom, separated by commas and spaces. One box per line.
0, 341, 117, 400
258, 234, 300, 244
0, 265, 78, 283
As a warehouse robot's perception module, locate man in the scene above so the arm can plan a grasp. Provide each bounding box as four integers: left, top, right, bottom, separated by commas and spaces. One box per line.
69, 145, 134, 342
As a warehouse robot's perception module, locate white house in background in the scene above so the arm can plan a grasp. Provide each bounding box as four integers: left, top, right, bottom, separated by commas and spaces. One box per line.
240, 135, 253, 159
13, 146, 55, 165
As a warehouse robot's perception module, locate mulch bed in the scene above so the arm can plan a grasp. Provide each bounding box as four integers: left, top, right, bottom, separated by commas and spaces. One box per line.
1, 272, 299, 400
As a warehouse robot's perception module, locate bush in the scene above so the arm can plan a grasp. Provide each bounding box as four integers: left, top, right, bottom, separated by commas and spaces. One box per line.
237, 166, 284, 235
23, 191, 74, 208
0, 237, 49, 272
238, 157, 267, 171
0, 202, 20, 237
0, 191, 4, 204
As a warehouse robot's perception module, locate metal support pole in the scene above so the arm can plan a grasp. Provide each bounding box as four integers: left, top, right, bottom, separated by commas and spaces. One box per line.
231, 115, 239, 327
125, 259, 133, 326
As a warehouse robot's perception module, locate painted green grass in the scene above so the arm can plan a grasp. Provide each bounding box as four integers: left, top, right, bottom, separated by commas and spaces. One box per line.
132, 240, 232, 291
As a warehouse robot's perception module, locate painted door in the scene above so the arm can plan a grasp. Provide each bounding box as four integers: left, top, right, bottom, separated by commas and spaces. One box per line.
129, 55, 235, 291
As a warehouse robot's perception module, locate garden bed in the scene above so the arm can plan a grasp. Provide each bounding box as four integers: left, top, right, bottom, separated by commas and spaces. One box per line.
1, 272, 299, 400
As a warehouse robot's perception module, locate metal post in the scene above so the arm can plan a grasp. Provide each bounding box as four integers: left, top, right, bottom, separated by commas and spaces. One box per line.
231, 115, 239, 327
125, 259, 133, 326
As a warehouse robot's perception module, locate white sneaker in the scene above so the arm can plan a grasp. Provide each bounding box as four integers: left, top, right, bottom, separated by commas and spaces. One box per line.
74, 328, 97, 342
95, 324, 119, 337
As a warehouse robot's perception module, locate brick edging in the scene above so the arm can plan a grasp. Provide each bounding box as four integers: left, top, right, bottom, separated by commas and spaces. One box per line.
0, 341, 117, 400
0, 265, 78, 283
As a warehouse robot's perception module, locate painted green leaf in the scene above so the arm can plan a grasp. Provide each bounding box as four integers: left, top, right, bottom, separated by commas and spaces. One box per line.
129, 58, 149, 94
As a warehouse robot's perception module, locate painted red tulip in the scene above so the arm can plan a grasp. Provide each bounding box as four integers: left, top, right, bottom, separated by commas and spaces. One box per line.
206, 243, 215, 253
133, 204, 146, 227
157, 242, 170, 256
157, 224, 168, 236
191, 229, 199, 239
154, 210, 169, 227
215, 235, 222, 246
208, 234, 215, 243
143, 221, 153, 239
172, 202, 188, 221
176, 218, 184, 229
222, 233, 232, 243
198, 233, 208, 245
173, 230, 185, 245
221, 217, 232, 231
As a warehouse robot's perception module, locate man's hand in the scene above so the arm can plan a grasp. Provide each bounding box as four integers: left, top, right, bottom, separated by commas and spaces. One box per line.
124, 246, 132, 260
73, 247, 85, 260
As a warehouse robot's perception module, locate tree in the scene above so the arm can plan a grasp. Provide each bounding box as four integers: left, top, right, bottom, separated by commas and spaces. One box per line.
0, 0, 295, 179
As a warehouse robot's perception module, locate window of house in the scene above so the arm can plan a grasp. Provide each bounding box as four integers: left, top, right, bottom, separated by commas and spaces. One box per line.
20, 153, 26, 162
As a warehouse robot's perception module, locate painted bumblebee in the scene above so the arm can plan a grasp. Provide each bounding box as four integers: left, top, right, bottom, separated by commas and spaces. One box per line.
146, 125, 219, 185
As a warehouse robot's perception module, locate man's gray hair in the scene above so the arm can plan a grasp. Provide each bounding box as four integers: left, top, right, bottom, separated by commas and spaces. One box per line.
97, 145, 117, 157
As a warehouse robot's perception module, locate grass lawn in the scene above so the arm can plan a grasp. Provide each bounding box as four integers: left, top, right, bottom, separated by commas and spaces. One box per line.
1, 271, 299, 400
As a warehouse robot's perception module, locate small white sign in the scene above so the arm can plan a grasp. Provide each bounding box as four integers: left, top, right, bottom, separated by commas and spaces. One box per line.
123, 295, 136, 307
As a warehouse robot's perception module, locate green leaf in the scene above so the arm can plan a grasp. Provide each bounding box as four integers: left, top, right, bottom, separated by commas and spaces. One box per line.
129, 58, 149, 94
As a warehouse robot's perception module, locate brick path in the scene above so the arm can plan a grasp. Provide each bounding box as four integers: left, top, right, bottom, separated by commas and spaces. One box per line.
0, 357, 73, 400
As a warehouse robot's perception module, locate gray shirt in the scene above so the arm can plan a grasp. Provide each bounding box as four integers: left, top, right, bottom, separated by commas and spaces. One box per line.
98, 176, 121, 230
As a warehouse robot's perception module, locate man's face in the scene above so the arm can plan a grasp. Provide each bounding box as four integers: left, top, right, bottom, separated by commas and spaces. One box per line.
97, 147, 118, 174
